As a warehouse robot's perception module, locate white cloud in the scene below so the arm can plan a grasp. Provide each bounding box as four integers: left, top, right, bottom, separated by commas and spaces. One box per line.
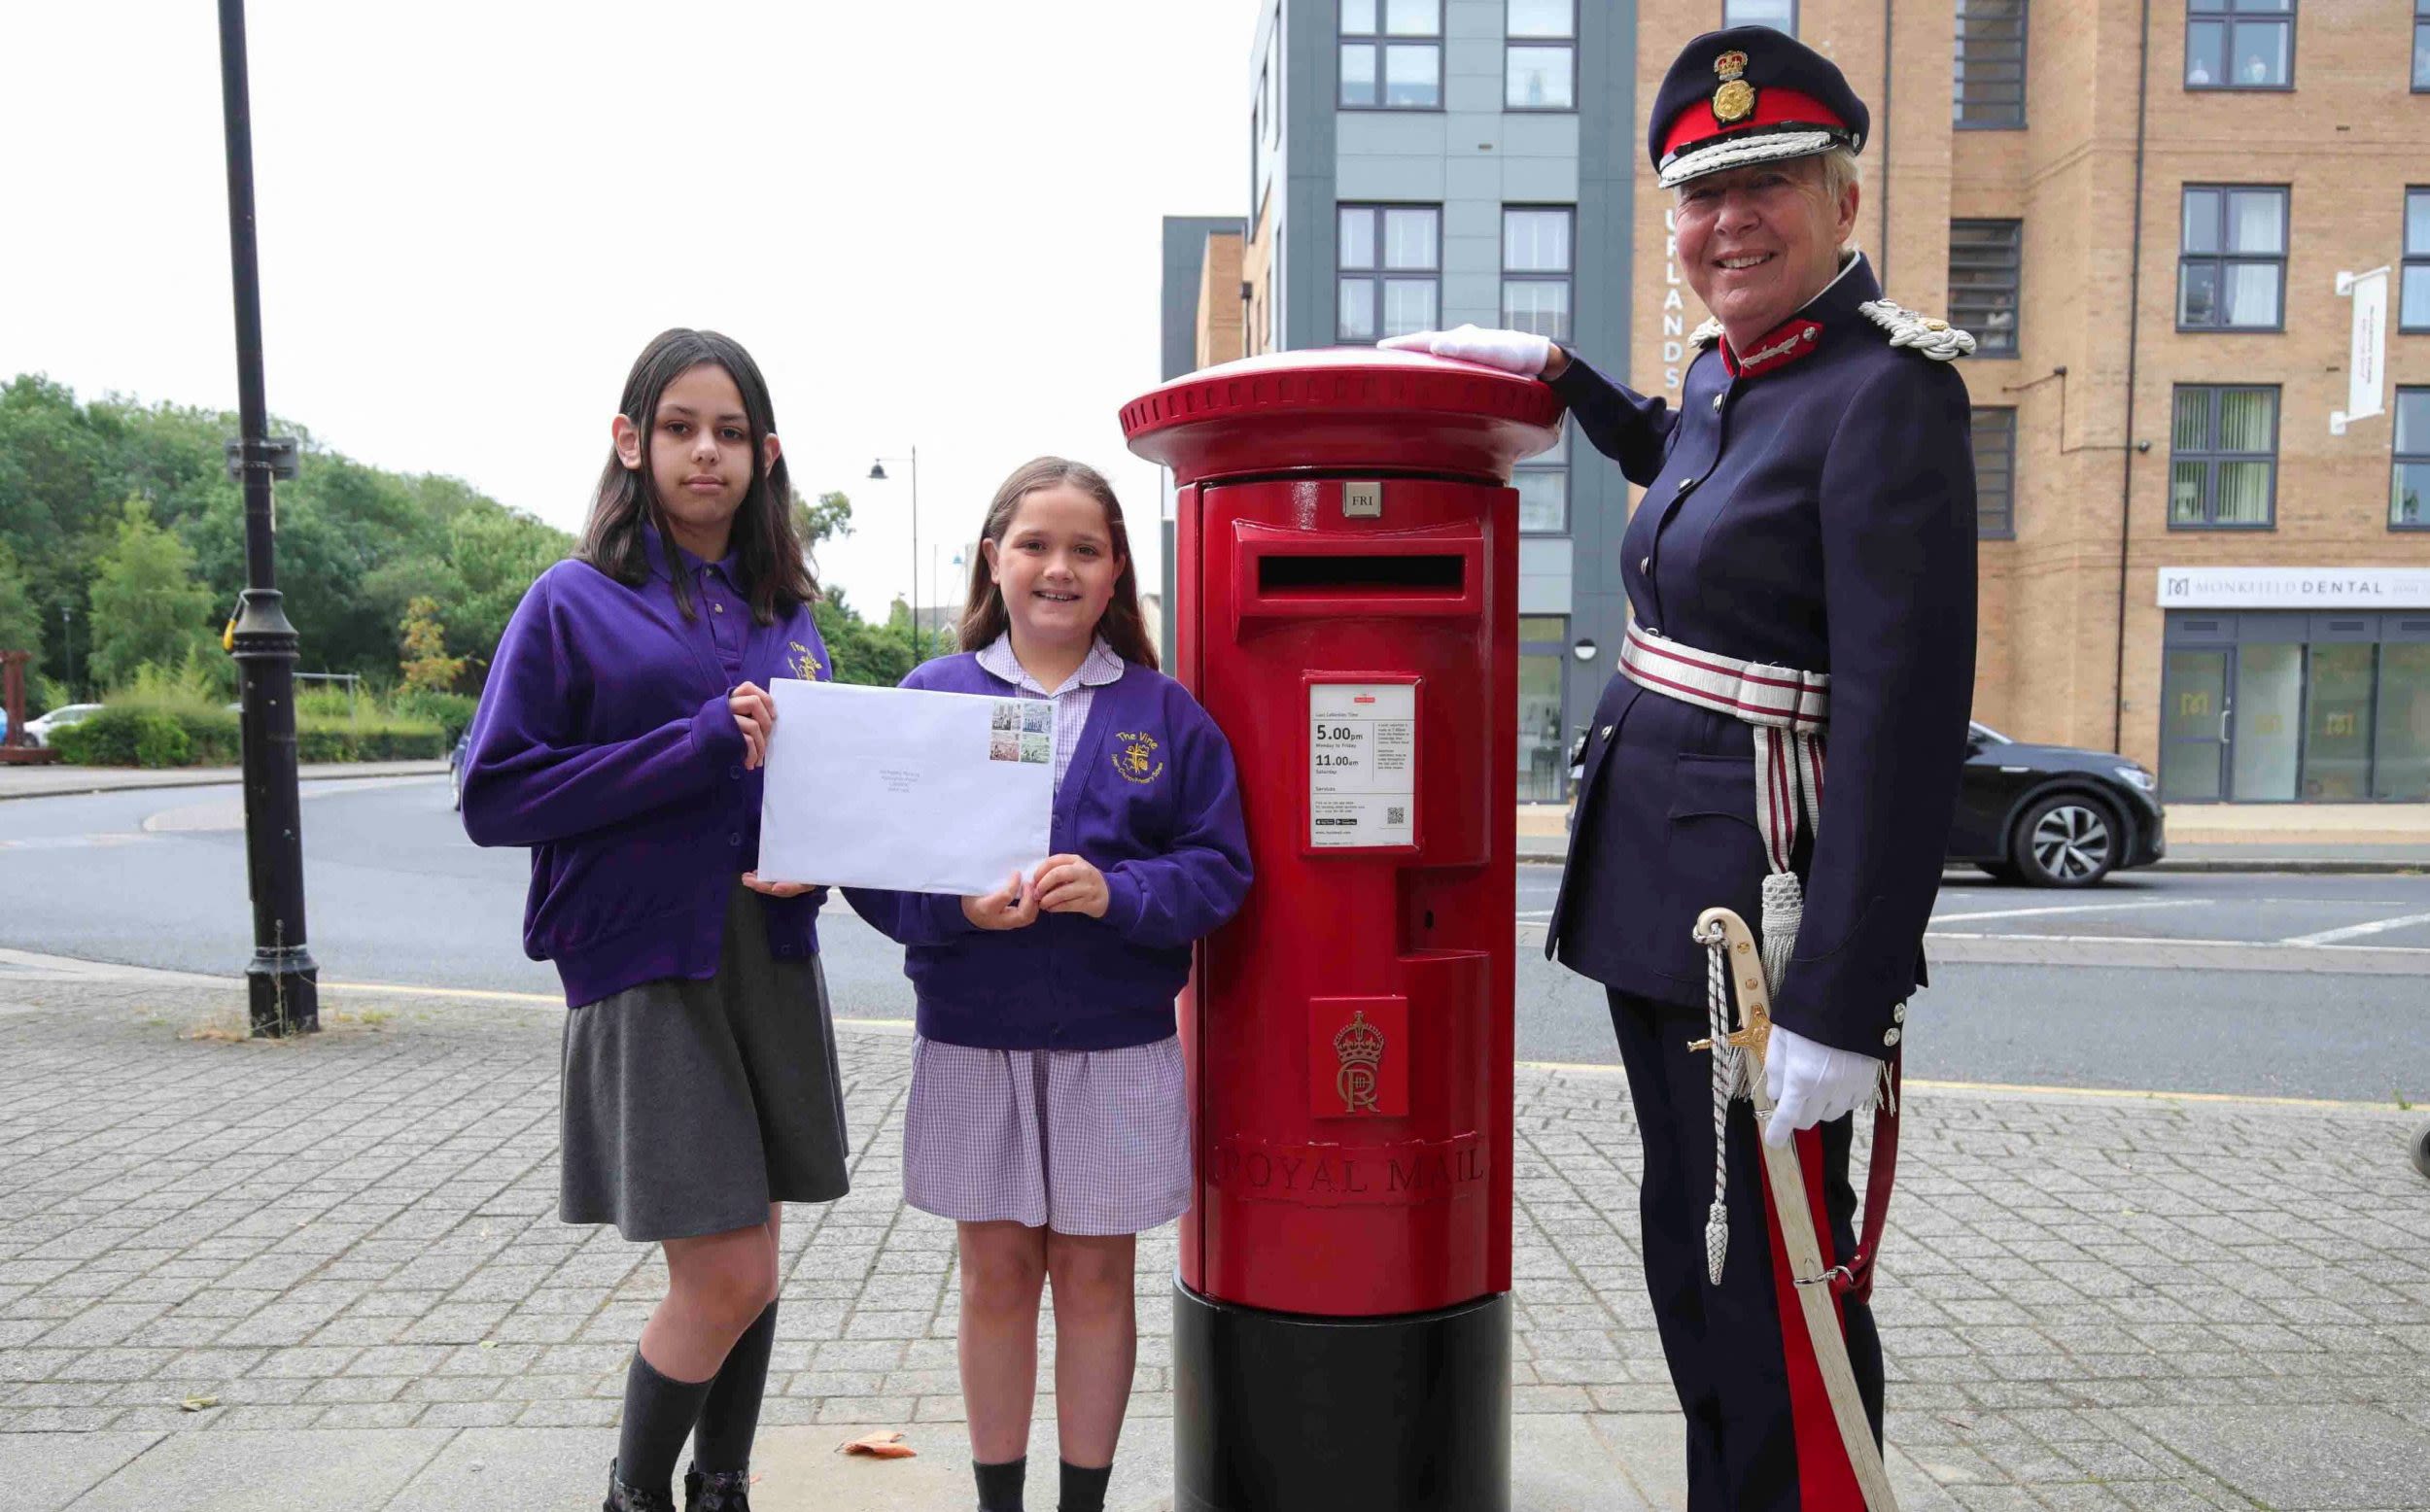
0, 0, 1259, 622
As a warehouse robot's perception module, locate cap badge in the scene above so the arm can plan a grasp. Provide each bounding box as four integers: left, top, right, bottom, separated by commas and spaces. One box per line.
1712, 51, 1754, 123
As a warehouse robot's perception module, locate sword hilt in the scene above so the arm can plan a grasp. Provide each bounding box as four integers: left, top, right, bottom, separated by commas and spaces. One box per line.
1687, 1025, 1764, 1054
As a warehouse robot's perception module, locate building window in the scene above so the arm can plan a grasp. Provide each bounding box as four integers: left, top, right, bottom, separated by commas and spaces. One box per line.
2416, 0, 2429, 90
1340, 0, 1441, 110
2177, 186, 2287, 330
1949, 220, 2022, 356
2170, 386, 2278, 529
1338, 204, 1440, 341
1954, 0, 2028, 126
1518, 615, 1571, 803
1504, 205, 1572, 534
1973, 409, 2018, 539
2396, 389, 2430, 530
1723, 0, 1795, 34
1514, 423, 1570, 534
2405, 189, 2430, 332
2186, 0, 2292, 90
1501, 207, 1572, 342
1506, 0, 1575, 110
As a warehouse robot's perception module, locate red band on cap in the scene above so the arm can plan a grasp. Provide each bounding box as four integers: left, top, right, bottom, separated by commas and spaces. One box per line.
1660, 85, 1849, 163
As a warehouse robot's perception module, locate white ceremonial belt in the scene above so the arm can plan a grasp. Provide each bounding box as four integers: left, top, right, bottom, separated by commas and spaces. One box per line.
1622, 624, 1835, 1301
1616, 625, 1828, 735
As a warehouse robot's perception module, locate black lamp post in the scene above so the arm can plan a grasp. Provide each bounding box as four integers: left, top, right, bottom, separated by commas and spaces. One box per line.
869, 449, 920, 656
217, 0, 317, 1037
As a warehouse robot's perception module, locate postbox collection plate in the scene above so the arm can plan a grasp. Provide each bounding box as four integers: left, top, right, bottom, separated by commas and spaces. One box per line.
1306, 679, 1419, 851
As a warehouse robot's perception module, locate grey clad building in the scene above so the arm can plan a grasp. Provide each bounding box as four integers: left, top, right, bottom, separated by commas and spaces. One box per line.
1163, 0, 1638, 806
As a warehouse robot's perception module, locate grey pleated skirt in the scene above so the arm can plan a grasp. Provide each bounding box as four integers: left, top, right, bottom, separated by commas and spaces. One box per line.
559, 883, 851, 1242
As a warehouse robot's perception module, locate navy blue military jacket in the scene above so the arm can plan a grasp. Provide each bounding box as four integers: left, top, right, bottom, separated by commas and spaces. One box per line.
1545, 253, 1978, 1059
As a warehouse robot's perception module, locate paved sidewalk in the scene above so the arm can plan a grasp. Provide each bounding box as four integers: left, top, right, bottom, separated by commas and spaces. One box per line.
0, 761, 450, 803
4, 956, 2429, 1510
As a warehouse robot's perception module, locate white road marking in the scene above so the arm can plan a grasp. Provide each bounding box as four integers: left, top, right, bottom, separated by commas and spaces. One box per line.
1929, 899, 2204, 924
0, 833, 157, 851
2277, 911, 2430, 947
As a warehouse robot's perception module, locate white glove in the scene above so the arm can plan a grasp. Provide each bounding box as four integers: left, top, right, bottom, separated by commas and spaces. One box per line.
1376, 324, 1552, 377
1762, 1024, 1883, 1149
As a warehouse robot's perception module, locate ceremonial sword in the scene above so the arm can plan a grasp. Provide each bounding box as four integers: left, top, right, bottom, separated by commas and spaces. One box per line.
1691, 906, 1900, 1512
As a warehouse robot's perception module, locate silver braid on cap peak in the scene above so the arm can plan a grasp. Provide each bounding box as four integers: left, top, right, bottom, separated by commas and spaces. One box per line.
1657, 129, 1842, 189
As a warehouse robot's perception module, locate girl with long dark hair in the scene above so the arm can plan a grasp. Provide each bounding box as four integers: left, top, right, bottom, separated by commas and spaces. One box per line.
462, 328, 850, 1512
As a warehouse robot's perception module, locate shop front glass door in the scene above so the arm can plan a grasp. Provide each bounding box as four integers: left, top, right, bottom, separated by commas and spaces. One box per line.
2374, 643, 2430, 802
2160, 649, 2229, 801
1518, 650, 1565, 803
2230, 641, 2302, 800
2301, 644, 2376, 801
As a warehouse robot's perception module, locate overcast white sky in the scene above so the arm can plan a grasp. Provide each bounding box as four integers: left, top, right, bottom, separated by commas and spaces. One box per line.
0, 1, 1260, 618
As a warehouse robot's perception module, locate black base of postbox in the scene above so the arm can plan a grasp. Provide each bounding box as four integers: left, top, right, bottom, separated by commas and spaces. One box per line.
1172, 1281, 1510, 1512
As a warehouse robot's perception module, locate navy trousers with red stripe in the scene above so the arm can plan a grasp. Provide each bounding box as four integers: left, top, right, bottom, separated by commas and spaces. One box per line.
1608, 989, 1884, 1511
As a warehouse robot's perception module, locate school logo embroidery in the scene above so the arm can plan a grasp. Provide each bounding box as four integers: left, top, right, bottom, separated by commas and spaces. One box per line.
1111, 731, 1164, 784
787, 640, 825, 681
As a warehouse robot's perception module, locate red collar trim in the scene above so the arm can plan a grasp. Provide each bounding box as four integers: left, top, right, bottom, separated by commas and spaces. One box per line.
1719, 317, 1824, 379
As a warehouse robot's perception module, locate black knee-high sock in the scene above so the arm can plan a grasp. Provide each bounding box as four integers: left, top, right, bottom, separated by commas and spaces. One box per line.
974, 1456, 1026, 1512
1059, 1460, 1112, 1512
616, 1350, 714, 1497
691, 1301, 780, 1473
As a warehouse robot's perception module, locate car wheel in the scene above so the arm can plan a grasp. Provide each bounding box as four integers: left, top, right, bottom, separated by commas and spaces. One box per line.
2412, 1122, 2430, 1182
2012, 794, 2118, 887
450, 764, 463, 811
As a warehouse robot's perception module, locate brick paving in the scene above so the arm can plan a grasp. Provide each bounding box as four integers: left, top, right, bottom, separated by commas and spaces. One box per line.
4, 956, 2430, 1508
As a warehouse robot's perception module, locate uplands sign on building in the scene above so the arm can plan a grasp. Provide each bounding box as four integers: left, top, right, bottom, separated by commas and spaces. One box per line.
2157, 567, 2430, 609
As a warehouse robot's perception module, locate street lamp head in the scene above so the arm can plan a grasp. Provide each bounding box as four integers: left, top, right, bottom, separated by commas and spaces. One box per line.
868, 461, 888, 481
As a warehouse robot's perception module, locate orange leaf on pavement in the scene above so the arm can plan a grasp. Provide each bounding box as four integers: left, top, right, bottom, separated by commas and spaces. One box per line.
837, 1429, 917, 1460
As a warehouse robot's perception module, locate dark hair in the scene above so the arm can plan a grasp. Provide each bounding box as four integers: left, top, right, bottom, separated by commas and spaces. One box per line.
956, 457, 1158, 671
576, 328, 815, 624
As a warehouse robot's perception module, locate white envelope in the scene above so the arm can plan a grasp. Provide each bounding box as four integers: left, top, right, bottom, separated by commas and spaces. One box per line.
756, 678, 1053, 896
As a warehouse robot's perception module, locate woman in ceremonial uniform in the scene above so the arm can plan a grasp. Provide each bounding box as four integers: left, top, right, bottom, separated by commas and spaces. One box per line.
1389, 26, 1980, 1509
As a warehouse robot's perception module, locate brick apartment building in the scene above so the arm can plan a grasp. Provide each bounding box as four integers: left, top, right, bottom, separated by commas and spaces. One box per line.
1162, 0, 2430, 807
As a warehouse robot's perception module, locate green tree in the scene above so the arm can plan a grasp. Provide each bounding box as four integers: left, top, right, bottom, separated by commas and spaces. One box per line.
0, 540, 42, 670
813, 586, 921, 687
447, 507, 571, 671
0, 375, 112, 681
3, 372, 577, 690
87, 499, 213, 688
793, 489, 853, 571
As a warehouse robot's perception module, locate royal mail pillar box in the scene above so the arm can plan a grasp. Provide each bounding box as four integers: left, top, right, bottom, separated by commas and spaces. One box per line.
1122, 352, 1561, 1512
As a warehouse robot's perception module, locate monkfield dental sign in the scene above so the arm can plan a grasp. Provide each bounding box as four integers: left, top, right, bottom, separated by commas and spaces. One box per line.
2157, 567, 2430, 609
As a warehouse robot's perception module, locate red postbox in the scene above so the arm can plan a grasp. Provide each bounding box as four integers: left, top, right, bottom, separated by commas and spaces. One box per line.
1122, 351, 1560, 1512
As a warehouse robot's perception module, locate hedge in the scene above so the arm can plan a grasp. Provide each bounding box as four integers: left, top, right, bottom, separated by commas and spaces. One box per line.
295, 722, 448, 762
49, 705, 235, 768
50, 705, 443, 766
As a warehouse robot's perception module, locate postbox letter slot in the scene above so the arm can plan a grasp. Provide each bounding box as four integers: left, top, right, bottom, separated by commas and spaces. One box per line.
1258, 554, 1464, 597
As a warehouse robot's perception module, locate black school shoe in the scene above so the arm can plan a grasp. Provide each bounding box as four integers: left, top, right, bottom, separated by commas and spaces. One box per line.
602, 1458, 677, 1512
683, 1463, 752, 1512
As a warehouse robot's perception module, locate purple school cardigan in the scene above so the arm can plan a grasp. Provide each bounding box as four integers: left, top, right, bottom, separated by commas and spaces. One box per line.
459, 535, 833, 1008
846, 653, 1252, 1051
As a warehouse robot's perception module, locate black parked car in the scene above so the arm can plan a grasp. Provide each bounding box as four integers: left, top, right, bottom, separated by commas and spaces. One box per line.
1951, 721, 2165, 887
